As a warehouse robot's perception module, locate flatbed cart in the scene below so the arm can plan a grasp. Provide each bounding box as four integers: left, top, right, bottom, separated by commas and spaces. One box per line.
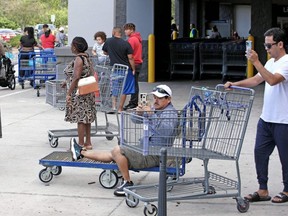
123, 85, 254, 215
38, 151, 186, 189
47, 64, 128, 148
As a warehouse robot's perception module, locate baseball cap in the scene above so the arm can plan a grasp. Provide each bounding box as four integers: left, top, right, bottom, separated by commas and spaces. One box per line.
59, 27, 64, 31
151, 85, 172, 98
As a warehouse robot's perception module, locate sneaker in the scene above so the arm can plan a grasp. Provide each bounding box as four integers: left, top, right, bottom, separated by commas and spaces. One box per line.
113, 180, 134, 196
70, 138, 83, 161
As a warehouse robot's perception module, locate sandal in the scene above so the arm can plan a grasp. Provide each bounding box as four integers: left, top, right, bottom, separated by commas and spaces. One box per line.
272, 192, 288, 203
244, 192, 271, 202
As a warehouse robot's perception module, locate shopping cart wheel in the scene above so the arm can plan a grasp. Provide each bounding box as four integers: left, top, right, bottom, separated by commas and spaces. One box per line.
144, 204, 158, 216
37, 89, 40, 97
125, 194, 139, 208
236, 198, 249, 213
59, 107, 65, 111
105, 131, 114, 140
39, 168, 53, 183
50, 166, 62, 176
99, 170, 119, 189
50, 138, 59, 148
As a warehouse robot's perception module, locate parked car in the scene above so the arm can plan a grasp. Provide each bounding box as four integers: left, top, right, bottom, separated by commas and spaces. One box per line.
0, 29, 17, 42
34, 24, 56, 38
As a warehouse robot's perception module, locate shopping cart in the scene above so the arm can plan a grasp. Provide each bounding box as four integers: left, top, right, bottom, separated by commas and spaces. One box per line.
18, 51, 57, 96
47, 64, 128, 148
123, 85, 254, 215
33, 54, 57, 97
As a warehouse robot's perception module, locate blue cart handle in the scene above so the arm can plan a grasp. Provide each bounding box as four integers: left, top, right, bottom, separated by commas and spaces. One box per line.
216, 84, 253, 92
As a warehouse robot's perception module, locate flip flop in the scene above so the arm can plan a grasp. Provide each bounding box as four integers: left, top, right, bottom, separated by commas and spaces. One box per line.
245, 192, 271, 202
271, 192, 288, 203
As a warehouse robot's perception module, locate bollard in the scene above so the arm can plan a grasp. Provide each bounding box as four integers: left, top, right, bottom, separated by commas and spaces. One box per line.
247, 35, 254, 78
148, 34, 155, 83
158, 148, 167, 216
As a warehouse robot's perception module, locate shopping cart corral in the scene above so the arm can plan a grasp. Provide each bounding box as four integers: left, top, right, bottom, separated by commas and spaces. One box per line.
47, 64, 128, 148
123, 85, 255, 215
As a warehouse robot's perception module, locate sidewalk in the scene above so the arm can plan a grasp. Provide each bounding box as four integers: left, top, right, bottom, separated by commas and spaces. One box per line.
0, 80, 287, 216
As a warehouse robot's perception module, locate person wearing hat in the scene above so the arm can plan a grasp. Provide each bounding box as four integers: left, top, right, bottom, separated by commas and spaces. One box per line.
69, 84, 178, 196
55, 27, 67, 47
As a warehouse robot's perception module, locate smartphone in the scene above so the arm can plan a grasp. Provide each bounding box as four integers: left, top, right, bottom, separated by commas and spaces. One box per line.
140, 93, 148, 106
246, 40, 252, 51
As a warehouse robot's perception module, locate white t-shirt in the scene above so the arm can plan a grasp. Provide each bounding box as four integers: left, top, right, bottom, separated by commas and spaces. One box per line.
260, 54, 288, 123
92, 42, 107, 64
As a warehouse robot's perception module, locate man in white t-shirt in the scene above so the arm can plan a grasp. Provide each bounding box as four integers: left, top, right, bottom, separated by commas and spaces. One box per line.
225, 27, 288, 204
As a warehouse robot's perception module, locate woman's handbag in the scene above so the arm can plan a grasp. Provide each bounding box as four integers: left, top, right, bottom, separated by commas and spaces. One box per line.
77, 75, 99, 95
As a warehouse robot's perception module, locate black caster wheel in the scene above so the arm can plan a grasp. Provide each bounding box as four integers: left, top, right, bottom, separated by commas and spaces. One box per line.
99, 170, 119, 189
126, 193, 139, 208
37, 90, 40, 97
105, 131, 114, 140
50, 138, 59, 148
9, 76, 16, 90
237, 199, 250, 213
51, 166, 62, 176
144, 204, 158, 216
39, 168, 53, 183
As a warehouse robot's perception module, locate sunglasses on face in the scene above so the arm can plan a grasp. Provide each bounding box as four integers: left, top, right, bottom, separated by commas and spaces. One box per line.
263, 42, 278, 49
153, 87, 170, 96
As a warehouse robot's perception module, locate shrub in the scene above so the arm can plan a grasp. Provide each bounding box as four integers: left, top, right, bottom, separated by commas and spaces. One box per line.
8, 35, 21, 48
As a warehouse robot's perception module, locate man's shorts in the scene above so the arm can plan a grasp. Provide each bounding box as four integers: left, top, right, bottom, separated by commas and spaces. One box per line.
111, 69, 135, 96
120, 146, 159, 169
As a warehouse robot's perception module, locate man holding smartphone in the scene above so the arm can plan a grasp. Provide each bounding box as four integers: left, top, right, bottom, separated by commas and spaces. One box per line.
224, 28, 288, 203
70, 85, 178, 196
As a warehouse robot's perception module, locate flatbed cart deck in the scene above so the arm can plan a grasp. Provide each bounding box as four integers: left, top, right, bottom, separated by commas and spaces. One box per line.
39, 151, 184, 189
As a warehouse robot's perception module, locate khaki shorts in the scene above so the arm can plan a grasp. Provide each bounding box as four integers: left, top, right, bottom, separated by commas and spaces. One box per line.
120, 147, 160, 169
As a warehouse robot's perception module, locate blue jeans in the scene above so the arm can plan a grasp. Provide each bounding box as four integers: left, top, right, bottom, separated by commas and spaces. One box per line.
255, 118, 288, 192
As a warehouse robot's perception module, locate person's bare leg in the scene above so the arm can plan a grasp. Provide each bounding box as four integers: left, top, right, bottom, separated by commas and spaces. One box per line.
111, 145, 131, 181
118, 94, 127, 112
81, 149, 113, 162
112, 96, 117, 110
77, 123, 85, 146
84, 123, 92, 149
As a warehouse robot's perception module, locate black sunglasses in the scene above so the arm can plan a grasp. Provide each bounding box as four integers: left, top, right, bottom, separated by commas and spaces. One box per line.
153, 87, 170, 96
263, 42, 278, 49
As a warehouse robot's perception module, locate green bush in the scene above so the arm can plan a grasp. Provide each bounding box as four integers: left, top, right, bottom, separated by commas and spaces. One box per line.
0, 17, 19, 29
8, 35, 21, 48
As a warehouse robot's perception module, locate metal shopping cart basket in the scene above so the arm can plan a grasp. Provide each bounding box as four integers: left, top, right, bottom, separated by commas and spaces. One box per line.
123, 84, 255, 215
47, 64, 128, 148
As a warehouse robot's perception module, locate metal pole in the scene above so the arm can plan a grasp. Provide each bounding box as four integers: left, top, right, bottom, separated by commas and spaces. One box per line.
158, 148, 167, 216
0, 109, 2, 138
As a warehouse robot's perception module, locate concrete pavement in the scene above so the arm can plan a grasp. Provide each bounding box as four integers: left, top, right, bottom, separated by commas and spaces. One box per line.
0, 79, 287, 216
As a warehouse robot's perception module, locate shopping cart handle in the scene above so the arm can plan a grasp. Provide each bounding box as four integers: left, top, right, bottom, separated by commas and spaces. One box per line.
216, 84, 253, 92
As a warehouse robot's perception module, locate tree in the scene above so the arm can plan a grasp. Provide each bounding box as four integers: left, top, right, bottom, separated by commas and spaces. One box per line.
0, 0, 68, 29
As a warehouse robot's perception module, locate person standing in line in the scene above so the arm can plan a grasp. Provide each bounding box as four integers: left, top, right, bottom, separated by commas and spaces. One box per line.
63, 37, 97, 150
123, 23, 143, 110
102, 27, 135, 112
224, 27, 288, 203
55, 27, 67, 47
92, 31, 108, 65
40, 28, 57, 53
210, 25, 221, 39
19, 27, 40, 87
189, 23, 199, 39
